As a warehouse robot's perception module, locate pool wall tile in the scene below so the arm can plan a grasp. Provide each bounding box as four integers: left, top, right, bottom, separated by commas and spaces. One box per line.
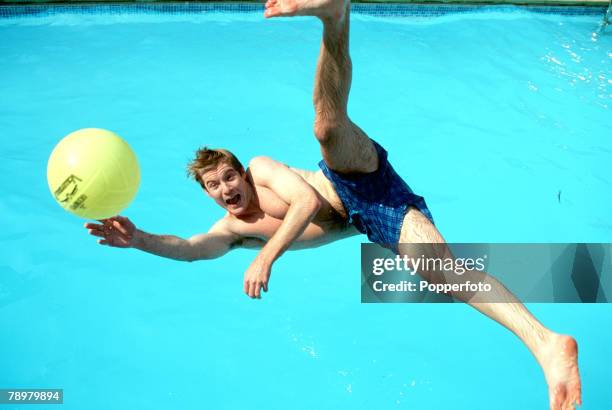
0, 2, 608, 18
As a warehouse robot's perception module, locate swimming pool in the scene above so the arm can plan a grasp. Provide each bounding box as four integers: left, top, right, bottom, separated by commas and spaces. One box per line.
0, 2, 611, 409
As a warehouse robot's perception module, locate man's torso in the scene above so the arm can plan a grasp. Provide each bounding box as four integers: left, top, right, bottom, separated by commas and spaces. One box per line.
226, 167, 359, 249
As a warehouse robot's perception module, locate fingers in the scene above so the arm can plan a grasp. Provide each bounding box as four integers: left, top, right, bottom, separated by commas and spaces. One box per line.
114, 215, 134, 230
88, 228, 106, 238
98, 217, 132, 237
250, 281, 260, 299
84, 222, 104, 230
84, 219, 131, 247
247, 282, 254, 298
243, 260, 271, 299
244, 280, 267, 299
85, 219, 116, 232
111, 219, 131, 238
85, 222, 106, 238
255, 283, 262, 299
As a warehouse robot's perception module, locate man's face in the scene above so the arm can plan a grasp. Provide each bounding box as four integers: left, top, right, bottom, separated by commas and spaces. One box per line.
200, 163, 251, 216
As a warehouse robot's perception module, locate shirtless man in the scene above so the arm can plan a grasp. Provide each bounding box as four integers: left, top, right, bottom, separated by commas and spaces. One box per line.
85, 0, 582, 408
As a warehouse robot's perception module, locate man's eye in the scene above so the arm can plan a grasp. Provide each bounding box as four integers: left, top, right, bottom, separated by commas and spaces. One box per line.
208, 183, 218, 189
227, 175, 235, 181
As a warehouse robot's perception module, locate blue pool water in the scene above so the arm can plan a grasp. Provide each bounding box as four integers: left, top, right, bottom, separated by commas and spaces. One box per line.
1, 4, 611, 409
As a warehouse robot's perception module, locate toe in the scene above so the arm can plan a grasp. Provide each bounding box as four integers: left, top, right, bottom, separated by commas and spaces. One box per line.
550, 384, 567, 410
264, 6, 281, 18
569, 386, 582, 408
568, 381, 582, 407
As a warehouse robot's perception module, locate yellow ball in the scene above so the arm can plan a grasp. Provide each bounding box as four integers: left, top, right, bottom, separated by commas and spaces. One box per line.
47, 128, 141, 220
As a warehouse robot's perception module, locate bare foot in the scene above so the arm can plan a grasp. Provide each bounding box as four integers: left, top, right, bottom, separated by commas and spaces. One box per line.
539, 334, 582, 409
264, 0, 347, 20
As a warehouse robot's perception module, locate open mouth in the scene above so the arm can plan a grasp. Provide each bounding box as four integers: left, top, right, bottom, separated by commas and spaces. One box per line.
225, 193, 241, 206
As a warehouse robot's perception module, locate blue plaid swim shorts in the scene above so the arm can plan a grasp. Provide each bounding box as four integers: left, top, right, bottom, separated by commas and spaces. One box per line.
318, 139, 433, 253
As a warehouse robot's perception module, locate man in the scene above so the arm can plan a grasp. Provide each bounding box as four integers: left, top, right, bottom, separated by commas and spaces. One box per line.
85, 0, 582, 408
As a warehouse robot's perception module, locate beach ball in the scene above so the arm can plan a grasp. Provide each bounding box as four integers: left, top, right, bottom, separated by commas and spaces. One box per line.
47, 128, 140, 219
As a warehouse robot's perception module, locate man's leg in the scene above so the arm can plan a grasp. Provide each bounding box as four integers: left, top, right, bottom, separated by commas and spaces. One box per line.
266, 0, 378, 174
266, 1, 582, 409
399, 209, 582, 410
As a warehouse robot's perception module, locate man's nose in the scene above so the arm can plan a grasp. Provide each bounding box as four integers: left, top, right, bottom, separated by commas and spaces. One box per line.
221, 182, 232, 195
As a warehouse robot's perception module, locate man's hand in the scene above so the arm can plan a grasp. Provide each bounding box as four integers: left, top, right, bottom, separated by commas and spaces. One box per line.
243, 256, 271, 299
84, 215, 136, 248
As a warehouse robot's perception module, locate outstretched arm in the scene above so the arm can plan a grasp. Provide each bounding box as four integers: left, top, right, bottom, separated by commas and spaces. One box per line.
85, 216, 242, 262
243, 156, 322, 298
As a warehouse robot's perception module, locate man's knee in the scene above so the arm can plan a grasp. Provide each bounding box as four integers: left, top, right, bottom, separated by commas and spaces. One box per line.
313, 117, 347, 144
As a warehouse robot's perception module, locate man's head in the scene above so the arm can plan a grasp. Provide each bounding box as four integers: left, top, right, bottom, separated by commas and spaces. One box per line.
187, 147, 252, 215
